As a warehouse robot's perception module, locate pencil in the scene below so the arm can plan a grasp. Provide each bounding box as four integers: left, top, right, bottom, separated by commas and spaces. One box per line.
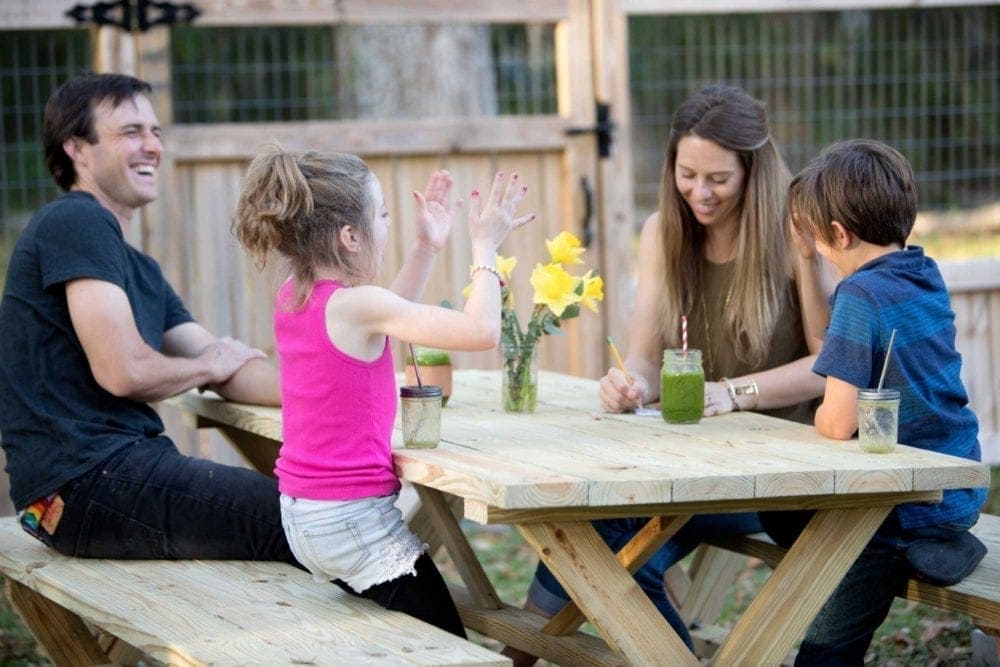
606, 336, 633, 384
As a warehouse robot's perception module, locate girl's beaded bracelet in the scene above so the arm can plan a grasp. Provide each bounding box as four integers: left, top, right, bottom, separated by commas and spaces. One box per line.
469, 264, 505, 287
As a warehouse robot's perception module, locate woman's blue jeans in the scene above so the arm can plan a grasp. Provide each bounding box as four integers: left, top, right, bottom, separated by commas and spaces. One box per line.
528, 512, 763, 651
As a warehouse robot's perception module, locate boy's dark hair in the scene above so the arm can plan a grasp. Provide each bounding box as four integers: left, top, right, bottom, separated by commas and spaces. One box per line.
43, 73, 152, 190
788, 139, 917, 248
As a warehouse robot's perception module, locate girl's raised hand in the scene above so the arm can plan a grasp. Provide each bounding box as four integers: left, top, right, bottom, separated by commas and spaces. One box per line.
413, 170, 463, 252
467, 171, 536, 248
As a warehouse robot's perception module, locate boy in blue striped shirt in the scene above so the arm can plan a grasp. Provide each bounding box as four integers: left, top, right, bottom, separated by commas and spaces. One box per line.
770, 139, 987, 665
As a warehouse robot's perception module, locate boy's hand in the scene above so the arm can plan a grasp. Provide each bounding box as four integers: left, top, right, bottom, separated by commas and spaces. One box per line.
413, 170, 462, 252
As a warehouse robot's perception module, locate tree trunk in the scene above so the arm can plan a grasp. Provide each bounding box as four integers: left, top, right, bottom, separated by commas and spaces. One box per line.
336, 25, 497, 118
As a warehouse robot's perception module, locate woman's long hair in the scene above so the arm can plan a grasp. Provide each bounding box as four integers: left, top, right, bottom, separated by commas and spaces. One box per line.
233, 145, 375, 308
658, 84, 791, 367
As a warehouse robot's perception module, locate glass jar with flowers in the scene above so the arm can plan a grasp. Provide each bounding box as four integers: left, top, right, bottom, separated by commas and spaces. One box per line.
468, 231, 603, 412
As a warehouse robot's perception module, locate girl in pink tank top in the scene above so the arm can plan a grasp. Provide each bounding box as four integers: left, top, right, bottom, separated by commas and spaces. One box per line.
234, 146, 534, 638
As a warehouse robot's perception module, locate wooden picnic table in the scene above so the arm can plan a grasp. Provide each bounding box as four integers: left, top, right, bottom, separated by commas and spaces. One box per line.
166, 369, 990, 666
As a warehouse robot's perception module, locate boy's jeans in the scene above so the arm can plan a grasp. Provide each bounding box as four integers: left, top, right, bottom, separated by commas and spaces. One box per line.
32, 436, 298, 565
763, 509, 979, 666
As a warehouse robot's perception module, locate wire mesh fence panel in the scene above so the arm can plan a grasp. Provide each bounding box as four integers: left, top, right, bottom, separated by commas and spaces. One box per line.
0, 29, 90, 292
171, 23, 557, 123
629, 7, 1000, 221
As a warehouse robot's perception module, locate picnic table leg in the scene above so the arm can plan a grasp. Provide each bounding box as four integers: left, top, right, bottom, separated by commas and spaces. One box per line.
711, 504, 892, 666
542, 514, 691, 636
681, 545, 750, 630
406, 487, 464, 556
518, 520, 699, 665
5, 578, 111, 666
414, 486, 503, 610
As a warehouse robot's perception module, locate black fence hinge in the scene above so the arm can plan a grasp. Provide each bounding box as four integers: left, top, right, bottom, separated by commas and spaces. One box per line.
66, 0, 200, 32
565, 102, 614, 159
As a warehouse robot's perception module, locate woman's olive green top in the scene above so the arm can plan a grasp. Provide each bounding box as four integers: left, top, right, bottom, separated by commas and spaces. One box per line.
683, 256, 818, 425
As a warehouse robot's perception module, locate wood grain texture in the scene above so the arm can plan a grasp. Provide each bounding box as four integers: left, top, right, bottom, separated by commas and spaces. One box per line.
712, 505, 893, 666
5, 579, 110, 667
166, 371, 988, 515
518, 520, 699, 665
449, 585, 623, 666
414, 487, 502, 610
0, 522, 507, 666
542, 514, 692, 635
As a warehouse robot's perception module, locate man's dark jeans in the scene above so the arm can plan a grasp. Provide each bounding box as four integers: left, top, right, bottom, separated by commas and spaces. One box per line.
34, 437, 466, 637
37, 437, 297, 564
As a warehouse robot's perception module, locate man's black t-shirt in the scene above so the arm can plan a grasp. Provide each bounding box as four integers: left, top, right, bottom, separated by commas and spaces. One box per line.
0, 192, 193, 510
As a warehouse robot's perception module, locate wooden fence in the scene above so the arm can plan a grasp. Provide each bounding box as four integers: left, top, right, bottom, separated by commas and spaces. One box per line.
941, 259, 1000, 464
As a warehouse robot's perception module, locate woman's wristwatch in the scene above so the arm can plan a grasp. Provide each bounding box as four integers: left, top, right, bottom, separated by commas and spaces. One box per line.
720, 377, 759, 411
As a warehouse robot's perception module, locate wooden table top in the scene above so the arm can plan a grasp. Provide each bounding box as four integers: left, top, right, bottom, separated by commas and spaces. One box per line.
167, 369, 989, 518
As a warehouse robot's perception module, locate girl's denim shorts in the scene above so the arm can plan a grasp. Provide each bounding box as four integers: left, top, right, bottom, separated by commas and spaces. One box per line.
280, 492, 426, 593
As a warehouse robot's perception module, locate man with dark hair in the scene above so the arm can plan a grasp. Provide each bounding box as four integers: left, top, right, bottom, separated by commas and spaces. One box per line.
0, 72, 296, 564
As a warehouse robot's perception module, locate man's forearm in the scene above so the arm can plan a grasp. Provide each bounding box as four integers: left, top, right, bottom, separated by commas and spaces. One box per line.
114, 350, 216, 403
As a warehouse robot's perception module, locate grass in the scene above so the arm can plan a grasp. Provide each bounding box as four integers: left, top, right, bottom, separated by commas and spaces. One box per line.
8, 471, 997, 665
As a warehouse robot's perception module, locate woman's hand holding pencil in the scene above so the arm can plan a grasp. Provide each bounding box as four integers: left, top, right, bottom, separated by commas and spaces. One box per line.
600, 337, 649, 413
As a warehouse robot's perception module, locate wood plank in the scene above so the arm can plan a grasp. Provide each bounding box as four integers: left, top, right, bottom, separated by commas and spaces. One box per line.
466, 490, 942, 525
448, 585, 624, 667
172, 118, 569, 162
414, 487, 503, 610
405, 487, 463, 555
167, 373, 987, 514
592, 0, 638, 373
190, 0, 569, 26
555, 0, 604, 380
166, 393, 282, 441
681, 546, 749, 630
543, 514, 691, 635
618, 0, 998, 14
940, 259, 1000, 293
518, 521, 698, 665
5, 579, 111, 667
712, 505, 893, 666
0, 522, 506, 666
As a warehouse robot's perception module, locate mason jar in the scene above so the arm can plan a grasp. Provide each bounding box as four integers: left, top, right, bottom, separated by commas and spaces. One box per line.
857, 388, 900, 453
660, 349, 704, 424
400, 385, 443, 448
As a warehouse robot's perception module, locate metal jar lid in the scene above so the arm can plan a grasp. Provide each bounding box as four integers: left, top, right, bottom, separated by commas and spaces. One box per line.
400, 385, 442, 398
858, 388, 900, 401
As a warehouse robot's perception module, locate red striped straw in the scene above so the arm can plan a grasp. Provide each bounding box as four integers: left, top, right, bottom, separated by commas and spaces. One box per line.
681, 315, 688, 358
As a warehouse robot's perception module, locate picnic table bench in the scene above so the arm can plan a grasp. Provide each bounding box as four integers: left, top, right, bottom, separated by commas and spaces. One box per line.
671, 513, 1000, 661
0, 520, 508, 666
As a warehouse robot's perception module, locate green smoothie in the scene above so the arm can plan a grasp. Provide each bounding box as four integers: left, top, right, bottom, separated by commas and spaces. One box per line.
660, 370, 704, 424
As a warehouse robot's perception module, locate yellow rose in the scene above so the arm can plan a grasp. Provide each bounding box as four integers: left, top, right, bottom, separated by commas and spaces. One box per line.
579, 270, 604, 312
530, 262, 581, 317
545, 231, 585, 265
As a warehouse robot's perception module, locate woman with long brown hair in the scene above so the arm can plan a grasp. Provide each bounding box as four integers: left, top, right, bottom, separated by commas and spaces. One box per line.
507, 84, 833, 661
